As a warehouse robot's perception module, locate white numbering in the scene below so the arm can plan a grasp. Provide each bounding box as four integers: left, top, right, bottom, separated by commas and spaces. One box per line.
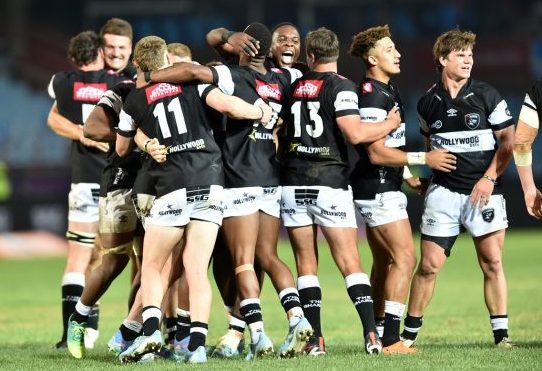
291, 101, 323, 138
82, 103, 95, 123
153, 97, 187, 138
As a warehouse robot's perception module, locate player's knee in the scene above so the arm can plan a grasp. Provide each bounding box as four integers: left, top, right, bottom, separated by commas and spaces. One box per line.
480, 257, 503, 277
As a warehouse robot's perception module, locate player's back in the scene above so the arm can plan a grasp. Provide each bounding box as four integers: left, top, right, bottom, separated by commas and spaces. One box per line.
49, 68, 127, 183
280, 70, 358, 189
122, 82, 223, 197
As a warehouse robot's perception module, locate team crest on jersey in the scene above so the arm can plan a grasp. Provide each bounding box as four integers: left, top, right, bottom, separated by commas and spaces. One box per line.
465, 113, 480, 130
293, 80, 323, 98
481, 208, 495, 223
255, 80, 281, 100
145, 83, 182, 104
362, 82, 373, 94
73, 82, 107, 102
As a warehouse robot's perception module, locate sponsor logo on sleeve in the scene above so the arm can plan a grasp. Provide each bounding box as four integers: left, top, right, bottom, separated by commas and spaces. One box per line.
292, 80, 323, 99
145, 83, 182, 104
73, 82, 108, 102
361, 82, 373, 94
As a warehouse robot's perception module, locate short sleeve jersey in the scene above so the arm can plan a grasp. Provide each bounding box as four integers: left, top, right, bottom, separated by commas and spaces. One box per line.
280, 70, 360, 189
118, 82, 223, 197
350, 78, 406, 199
418, 78, 514, 194
95, 81, 142, 196
518, 80, 542, 128
211, 64, 294, 188
48, 69, 127, 183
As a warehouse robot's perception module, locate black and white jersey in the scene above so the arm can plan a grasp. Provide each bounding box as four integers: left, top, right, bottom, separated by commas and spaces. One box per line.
96, 80, 142, 196
418, 79, 514, 194
350, 78, 406, 200
280, 70, 360, 189
519, 80, 542, 128
211, 64, 296, 188
48, 69, 127, 183
118, 82, 223, 197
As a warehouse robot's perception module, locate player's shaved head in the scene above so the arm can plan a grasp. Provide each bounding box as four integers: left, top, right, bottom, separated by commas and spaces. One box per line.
244, 22, 272, 57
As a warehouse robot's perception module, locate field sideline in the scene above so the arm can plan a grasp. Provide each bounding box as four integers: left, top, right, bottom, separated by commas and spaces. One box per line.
0, 230, 541, 370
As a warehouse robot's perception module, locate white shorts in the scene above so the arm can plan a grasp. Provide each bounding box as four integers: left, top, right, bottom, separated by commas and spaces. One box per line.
222, 186, 281, 218
420, 183, 508, 238
354, 191, 408, 228
98, 189, 138, 234
146, 185, 224, 227
68, 183, 100, 223
281, 186, 357, 228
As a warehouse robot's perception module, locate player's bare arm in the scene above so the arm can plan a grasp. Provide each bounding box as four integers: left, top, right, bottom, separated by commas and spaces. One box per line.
366, 137, 456, 171
337, 106, 400, 144
204, 88, 273, 123
514, 119, 542, 218
48, 103, 109, 152
84, 105, 116, 142
469, 125, 514, 208
142, 62, 214, 85
206, 27, 259, 58
134, 129, 166, 163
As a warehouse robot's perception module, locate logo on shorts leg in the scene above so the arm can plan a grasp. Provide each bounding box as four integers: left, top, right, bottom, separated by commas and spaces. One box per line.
481, 208, 495, 223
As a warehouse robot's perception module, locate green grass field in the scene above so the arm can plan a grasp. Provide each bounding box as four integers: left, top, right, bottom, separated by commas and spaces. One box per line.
1, 230, 541, 370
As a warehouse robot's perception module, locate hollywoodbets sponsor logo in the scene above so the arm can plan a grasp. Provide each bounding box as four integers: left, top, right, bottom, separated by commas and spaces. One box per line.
255, 80, 281, 100
146, 83, 182, 104
73, 82, 107, 102
293, 80, 323, 99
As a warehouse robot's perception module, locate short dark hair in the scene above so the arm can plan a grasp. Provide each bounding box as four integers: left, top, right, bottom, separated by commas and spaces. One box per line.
305, 27, 339, 64
271, 22, 298, 35
68, 30, 102, 67
243, 22, 272, 57
349, 25, 391, 60
100, 17, 133, 41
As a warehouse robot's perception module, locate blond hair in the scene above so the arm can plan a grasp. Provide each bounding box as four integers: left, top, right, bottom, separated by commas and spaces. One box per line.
167, 43, 192, 61
134, 36, 167, 72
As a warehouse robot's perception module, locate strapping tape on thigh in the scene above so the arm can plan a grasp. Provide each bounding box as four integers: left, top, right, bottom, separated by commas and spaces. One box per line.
66, 230, 96, 247
103, 241, 133, 255
234, 263, 254, 274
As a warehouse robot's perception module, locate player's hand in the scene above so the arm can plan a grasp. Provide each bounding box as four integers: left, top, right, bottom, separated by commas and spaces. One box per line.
524, 186, 542, 219
146, 138, 167, 163
426, 149, 457, 172
470, 176, 495, 209
79, 130, 109, 152
386, 106, 401, 131
404, 176, 429, 194
228, 32, 259, 57
255, 101, 274, 125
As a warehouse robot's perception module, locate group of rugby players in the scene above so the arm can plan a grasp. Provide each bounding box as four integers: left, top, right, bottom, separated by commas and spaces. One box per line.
46, 16, 541, 364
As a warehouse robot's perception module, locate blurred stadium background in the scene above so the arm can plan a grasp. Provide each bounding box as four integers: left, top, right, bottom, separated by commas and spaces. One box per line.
0, 0, 540, 256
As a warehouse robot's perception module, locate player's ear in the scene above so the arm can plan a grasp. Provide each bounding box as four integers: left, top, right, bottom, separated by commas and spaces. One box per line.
367, 54, 378, 67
